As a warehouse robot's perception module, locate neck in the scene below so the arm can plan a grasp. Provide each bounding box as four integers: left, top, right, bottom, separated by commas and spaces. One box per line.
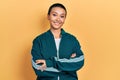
50, 28, 61, 39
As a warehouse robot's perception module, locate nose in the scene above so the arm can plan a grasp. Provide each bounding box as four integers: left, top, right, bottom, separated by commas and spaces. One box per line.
56, 17, 60, 21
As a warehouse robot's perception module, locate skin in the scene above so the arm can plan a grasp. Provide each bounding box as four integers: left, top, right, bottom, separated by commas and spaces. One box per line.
36, 7, 76, 71
48, 7, 66, 39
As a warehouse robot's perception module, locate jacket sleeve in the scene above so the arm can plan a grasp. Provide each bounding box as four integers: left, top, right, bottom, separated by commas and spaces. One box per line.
31, 37, 54, 70
31, 37, 84, 72
51, 38, 84, 71
31, 37, 43, 62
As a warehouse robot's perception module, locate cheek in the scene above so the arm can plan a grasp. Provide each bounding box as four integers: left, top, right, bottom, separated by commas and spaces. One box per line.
49, 18, 55, 23
61, 18, 65, 23
48, 15, 54, 20
51, 17, 57, 21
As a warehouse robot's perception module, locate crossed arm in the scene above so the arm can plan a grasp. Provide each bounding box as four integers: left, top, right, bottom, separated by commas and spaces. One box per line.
31, 37, 84, 72
35, 53, 77, 71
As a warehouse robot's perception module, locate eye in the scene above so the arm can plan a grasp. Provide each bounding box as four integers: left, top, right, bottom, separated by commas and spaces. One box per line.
53, 14, 57, 16
61, 16, 65, 18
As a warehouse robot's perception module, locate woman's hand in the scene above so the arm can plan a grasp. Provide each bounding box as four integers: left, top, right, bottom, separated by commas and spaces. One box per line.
36, 59, 46, 71
71, 53, 76, 58
35, 53, 76, 71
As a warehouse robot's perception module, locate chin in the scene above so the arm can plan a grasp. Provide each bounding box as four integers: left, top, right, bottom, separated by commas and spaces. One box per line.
52, 26, 61, 30
51, 25, 61, 29
54, 27, 61, 30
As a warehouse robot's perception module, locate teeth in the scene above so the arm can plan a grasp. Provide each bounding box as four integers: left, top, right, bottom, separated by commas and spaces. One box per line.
54, 22, 59, 25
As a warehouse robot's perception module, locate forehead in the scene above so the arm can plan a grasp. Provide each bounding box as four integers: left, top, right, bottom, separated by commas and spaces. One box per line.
50, 7, 66, 14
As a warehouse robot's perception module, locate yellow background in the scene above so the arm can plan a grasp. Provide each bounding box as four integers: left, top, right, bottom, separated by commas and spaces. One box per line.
0, 0, 120, 80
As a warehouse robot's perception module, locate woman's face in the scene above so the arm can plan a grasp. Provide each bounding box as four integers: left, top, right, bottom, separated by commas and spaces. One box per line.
48, 7, 66, 30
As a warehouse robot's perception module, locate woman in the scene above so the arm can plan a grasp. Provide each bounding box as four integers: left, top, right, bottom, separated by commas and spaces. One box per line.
31, 3, 84, 80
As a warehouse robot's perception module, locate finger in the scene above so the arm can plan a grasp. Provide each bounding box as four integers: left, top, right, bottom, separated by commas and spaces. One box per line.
36, 60, 42, 63
37, 66, 42, 70
41, 64, 46, 70
36, 60, 44, 64
73, 53, 76, 56
38, 65, 46, 71
36, 60, 40, 64
42, 66, 46, 70
71, 53, 76, 58
71, 54, 74, 57
41, 64, 46, 68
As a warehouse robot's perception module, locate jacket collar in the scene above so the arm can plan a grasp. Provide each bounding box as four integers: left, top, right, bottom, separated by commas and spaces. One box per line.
47, 28, 66, 36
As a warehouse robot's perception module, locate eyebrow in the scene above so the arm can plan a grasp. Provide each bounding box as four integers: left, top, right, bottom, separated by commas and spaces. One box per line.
52, 11, 65, 15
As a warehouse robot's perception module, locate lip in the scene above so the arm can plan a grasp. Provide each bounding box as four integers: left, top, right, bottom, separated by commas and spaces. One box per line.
54, 23, 60, 26
53, 22, 61, 26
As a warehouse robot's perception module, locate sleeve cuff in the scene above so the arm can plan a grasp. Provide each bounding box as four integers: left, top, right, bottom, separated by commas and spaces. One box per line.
46, 59, 54, 67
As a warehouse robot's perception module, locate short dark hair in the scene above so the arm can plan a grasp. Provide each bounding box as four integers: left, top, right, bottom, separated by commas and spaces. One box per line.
48, 3, 67, 16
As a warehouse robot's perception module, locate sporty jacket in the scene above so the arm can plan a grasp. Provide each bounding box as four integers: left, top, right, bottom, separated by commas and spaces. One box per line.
31, 29, 84, 80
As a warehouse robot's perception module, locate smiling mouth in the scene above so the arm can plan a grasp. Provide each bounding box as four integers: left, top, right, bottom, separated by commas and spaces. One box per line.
53, 22, 61, 26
